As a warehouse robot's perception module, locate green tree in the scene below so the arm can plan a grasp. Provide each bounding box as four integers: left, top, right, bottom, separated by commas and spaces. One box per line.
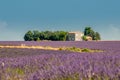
84, 27, 92, 36
95, 32, 101, 40
53, 31, 59, 40
43, 31, 53, 40
84, 27, 94, 40
84, 27, 101, 40
58, 31, 68, 41
82, 36, 87, 41
49, 33, 54, 40
24, 30, 34, 41
24, 30, 68, 41
33, 30, 40, 41
39, 31, 45, 40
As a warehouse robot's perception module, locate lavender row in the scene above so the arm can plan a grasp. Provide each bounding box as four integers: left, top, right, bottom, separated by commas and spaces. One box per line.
0, 41, 120, 79
0, 41, 120, 50
0, 52, 120, 80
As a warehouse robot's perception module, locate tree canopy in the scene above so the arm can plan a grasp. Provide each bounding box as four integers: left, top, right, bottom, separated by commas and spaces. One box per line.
24, 30, 68, 41
24, 30, 34, 41
83, 27, 101, 40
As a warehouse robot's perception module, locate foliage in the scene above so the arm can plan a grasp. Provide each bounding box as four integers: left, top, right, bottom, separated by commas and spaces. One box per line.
82, 36, 87, 41
59, 47, 102, 53
24, 30, 68, 41
84, 27, 101, 40
81, 48, 90, 52
33, 30, 40, 41
95, 32, 101, 40
24, 30, 34, 41
64, 47, 81, 52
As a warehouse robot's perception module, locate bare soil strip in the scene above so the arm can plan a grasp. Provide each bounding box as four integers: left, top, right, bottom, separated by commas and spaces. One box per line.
0, 45, 103, 53
0, 45, 59, 50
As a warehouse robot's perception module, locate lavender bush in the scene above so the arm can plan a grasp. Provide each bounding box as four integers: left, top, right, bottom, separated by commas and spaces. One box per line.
0, 41, 120, 80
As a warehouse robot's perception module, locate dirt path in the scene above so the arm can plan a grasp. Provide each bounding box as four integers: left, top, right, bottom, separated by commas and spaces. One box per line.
0, 45, 59, 50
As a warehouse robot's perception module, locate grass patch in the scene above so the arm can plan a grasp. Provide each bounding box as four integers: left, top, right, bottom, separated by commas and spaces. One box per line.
59, 47, 103, 53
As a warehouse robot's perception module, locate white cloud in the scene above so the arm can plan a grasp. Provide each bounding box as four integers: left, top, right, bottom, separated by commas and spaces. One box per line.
100, 24, 120, 40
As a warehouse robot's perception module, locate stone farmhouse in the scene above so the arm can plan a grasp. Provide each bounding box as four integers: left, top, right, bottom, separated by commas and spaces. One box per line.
67, 31, 84, 41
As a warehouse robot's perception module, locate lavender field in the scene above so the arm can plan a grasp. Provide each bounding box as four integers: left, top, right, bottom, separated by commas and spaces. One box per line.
0, 41, 120, 80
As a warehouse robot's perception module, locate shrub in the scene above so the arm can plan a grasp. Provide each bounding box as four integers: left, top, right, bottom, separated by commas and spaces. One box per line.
81, 48, 90, 52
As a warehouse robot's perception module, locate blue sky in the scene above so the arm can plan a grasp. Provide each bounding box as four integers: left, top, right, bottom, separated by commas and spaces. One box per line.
0, 0, 120, 41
